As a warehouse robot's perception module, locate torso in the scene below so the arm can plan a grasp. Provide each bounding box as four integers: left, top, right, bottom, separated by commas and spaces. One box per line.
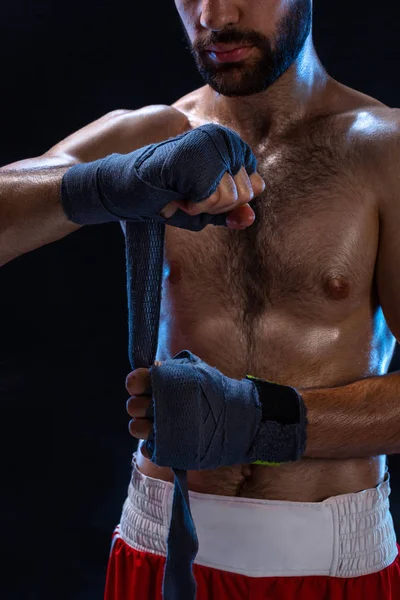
136, 85, 395, 501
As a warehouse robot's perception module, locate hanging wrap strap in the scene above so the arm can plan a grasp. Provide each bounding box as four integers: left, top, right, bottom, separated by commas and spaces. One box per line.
125, 221, 198, 600
59, 122, 263, 600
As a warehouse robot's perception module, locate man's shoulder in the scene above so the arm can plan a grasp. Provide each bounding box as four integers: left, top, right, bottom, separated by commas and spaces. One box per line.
329, 100, 400, 174
171, 87, 211, 129
344, 105, 400, 140
45, 104, 191, 163
339, 105, 400, 201
347, 106, 400, 171
329, 81, 399, 144
319, 81, 398, 143
319, 83, 400, 195
102, 104, 192, 140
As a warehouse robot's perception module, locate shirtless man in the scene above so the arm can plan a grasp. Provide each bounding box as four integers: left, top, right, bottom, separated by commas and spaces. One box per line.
1, 0, 400, 598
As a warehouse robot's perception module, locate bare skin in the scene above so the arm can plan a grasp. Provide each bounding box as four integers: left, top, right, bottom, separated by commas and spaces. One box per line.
129, 79, 400, 500
124, 1, 400, 499
1, 93, 398, 502
0, 106, 259, 266
1, 35, 399, 503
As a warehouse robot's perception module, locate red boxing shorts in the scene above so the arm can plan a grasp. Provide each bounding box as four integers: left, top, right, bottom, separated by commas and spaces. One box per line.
105, 454, 400, 599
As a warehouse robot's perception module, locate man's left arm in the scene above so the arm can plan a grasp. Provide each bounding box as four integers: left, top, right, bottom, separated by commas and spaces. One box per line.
302, 370, 400, 458
303, 117, 400, 459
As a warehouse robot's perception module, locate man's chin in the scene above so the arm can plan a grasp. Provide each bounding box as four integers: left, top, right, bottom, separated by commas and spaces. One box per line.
196, 59, 275, 97
199, 69, 250, 97
203, 76, 267, 98
207, 85, 257, 98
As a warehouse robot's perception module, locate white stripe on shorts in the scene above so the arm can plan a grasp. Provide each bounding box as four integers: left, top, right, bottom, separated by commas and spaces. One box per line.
118, 452, 398, 578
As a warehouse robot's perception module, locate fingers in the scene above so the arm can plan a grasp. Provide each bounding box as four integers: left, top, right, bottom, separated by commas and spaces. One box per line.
233, 167, 254, 206
129, 418, 153, 439
125, 367, 152, 396
126, 365, 156, 439
177, 167, 265, 218
160, 200, 180, 219
226, 204, 256, 229
126, 395, 151, 418
160, 167, 265, 231
176, 170, 238, 216
224, 169, 265, 229
127, 391, 152, 439
127, 392, 153, 439
249, 171, 266, 197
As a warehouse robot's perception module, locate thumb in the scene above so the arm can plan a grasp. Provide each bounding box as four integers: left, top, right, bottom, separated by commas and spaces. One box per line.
160, 200, 180, 219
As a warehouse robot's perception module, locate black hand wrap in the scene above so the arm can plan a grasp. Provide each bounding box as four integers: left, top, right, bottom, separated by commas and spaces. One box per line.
144, 351, 308, 600
60, 124, 257, 231
145, 351, 308, 469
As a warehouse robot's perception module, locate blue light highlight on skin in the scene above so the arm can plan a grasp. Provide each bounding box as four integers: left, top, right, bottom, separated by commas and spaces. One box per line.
163, 263, 171, 279
370, 307, 397, 374
351, 111, 379, 133
350, 111, 398, 137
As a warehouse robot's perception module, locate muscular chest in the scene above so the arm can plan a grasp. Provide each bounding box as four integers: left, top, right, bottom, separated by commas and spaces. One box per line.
164, 140, 378, 327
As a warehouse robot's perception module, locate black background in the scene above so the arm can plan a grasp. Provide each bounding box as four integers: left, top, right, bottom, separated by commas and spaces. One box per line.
0, 2, 399, 599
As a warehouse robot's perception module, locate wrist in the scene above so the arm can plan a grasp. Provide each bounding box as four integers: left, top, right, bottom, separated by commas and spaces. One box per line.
245, 375, 303, 424
245, 374, 308, 464
61, 160, 122, 225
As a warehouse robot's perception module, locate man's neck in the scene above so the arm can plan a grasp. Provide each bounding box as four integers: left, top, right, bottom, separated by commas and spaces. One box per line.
203, 37, 330, 145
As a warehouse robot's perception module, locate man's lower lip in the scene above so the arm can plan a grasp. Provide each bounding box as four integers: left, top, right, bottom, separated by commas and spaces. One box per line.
206, 46, 254, 63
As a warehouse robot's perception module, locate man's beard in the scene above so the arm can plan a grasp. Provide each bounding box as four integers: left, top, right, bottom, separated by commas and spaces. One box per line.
182, 0, 312, 97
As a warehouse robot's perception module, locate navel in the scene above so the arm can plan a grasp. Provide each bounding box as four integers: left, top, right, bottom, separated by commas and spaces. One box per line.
323, 275, 350, 300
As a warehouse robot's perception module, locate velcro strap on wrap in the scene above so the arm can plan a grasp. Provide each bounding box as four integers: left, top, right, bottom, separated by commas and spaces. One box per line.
146, 350, 308, 469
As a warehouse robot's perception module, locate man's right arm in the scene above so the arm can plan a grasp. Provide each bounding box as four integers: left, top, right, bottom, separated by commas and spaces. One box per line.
0, 105, 190, 267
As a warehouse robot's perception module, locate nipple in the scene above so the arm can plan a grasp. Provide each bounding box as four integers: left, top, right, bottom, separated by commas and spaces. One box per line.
324, 275, 350, 300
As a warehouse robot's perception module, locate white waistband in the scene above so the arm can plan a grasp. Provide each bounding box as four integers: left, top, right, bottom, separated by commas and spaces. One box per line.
119, 453, 398, 578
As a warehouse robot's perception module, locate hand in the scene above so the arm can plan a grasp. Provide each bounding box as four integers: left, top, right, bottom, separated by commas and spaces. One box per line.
161, 167, 265, 230
124, 351, 307, 471
125, 364, 158, 440
61, 123, 266, 231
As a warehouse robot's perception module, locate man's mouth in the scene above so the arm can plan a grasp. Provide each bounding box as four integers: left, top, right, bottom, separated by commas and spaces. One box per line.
205, 44, 255, 64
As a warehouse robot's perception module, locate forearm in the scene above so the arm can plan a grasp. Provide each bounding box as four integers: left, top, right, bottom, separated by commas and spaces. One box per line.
0, 158, 81, 266
301, 370, 400, 458
0, 107, 191, 266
